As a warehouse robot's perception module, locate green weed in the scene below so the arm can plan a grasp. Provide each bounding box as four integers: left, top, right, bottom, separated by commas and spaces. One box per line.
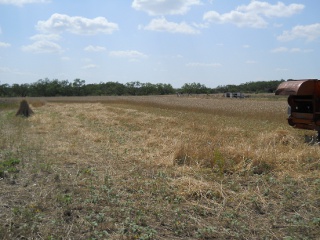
0, 157, 20, 178
213, 149, 225, 175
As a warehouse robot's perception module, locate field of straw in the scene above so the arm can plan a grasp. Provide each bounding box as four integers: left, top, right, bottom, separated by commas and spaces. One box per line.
0, 95, 319, 239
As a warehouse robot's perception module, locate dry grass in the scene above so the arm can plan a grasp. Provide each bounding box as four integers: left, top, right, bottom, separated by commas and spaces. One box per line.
0, 95, 319, 239
29, 99, 46, 108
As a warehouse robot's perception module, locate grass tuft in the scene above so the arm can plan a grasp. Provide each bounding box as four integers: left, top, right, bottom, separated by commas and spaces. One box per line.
0, 158, 20, 178
29, 99, 46, 108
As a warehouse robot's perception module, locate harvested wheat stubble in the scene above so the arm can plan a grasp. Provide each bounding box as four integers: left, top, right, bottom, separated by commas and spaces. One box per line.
0, 96, 319, 239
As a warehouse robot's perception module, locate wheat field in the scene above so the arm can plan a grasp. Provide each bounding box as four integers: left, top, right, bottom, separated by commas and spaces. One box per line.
0, 95, 319, 239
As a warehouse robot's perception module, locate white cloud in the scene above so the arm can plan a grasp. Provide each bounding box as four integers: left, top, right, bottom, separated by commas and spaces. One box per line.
132, 0, 201, 16
236, 1, 304, 18
0, 0, 50, 6
277, 23, 320, 42
203, 10, 268, 28
192, 22, 209, 29
0, 42, 11, 48
290, 48, 302, 53
84, 45, 106, 52
143, 17, 200, 34
30, 33, 61, 41
0, 66, 37, 77
203, 1, 304, 28
36, 13, 119, 35
186, 62, 222, 68
271, 47, 288, 53
109, 50, 147, 59
22, 34, 62, 54
21, 40, 63, 54
83, 64, 98, 69
271, 47, 313, 53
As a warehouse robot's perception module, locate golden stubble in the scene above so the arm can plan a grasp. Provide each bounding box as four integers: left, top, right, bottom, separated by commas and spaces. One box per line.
27, 103, 181, 171
25, 99, 320, 187
2, 96, 319, 239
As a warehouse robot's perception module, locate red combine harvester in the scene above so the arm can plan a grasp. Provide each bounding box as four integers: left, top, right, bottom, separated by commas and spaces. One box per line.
275, 79, 320, 140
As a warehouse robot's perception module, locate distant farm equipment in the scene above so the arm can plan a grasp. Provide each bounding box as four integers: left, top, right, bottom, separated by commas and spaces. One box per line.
275, 79, 320, 140
224, 92, 245, 98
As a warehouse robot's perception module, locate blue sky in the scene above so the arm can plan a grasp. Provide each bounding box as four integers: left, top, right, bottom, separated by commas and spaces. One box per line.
0, 0, 319, 88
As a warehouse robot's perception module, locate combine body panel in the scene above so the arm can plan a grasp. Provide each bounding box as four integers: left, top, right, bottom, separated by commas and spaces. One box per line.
275, 79, 320, 131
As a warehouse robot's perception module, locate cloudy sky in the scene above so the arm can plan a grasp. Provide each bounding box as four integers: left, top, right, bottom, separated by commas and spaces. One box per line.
0, 0, 319, 88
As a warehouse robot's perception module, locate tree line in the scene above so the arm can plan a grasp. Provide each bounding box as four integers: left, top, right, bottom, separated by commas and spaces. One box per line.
212, 80, 285, 94
0, 78, 285, 97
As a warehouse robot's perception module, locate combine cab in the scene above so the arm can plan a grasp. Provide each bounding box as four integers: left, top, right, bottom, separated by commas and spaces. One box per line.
275, 79, 320, 138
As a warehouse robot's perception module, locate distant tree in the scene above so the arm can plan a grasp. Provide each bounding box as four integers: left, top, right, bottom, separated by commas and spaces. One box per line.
72, 79, 86, 96
0, 78, 286, 97
84, 83, 102, 95
112, 82, 126, 95
0, 83, 10, 97
138, 82, 157, 95
60, 80, 73, 96
181, 82, 208, 94
47, 79, 64, 96
29, 78, 50, 96
156, 83, 175, 95
125, 81, 141, 95
11, 83, 29, 97
101, 82, 126, 95
212, 80, 285, 93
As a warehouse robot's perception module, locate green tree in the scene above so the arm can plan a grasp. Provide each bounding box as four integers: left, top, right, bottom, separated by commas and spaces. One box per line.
29, 78, 51, 96
72, 79, 86, 96
212, 80, 285, 93
100, 82, 126, 95
11, 83, 29, 97
139, 82, 157, 95
0, 83, 10, 97
125, 81, 141, 95
181, 82, 208, 94
156, 83, 175, 95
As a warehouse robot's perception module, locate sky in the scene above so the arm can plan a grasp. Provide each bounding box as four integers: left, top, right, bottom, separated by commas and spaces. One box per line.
0, 0, 319, 88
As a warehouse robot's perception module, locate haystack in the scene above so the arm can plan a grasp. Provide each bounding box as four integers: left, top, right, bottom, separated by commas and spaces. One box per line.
16, 100, 34, 117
